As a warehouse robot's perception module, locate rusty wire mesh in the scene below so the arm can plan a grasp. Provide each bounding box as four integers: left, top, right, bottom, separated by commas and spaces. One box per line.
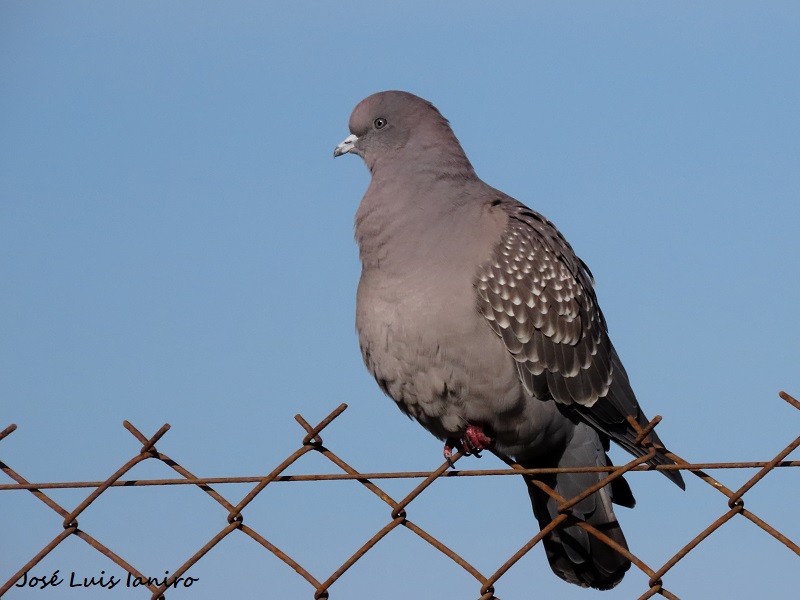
1, 391, 798, 599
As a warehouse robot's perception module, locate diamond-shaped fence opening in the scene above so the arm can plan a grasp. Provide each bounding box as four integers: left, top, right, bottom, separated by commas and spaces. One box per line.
1, 393, 798, 600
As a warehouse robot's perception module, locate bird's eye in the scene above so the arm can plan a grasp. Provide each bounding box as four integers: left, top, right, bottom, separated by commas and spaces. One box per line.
373, 118, 387, 129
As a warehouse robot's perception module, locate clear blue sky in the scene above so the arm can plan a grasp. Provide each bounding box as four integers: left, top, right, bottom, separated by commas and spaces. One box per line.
1, 2, 798, 599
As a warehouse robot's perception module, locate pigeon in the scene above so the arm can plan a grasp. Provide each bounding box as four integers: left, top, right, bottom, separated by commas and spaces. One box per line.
334, 91, 684, 591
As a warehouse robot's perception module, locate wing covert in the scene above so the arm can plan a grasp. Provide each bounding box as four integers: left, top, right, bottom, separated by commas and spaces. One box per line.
476, 200, 613, 407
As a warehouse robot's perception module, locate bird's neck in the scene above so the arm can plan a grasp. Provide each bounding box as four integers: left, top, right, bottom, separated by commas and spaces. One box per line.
354, 173, 483, 276
367, 135, 476, 182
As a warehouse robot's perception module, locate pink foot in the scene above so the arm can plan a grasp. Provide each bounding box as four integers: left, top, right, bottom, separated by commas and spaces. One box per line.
443, 423, 495, 464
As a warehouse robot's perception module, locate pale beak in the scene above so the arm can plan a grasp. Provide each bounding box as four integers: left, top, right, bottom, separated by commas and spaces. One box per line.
333, 133, 358, 158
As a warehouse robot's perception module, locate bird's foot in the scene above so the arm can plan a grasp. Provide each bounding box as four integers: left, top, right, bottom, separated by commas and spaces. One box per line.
444, 423, 495, 465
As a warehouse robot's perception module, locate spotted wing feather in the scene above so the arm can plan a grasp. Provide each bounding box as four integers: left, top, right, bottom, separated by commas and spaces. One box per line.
476, 199, 684, 488
476, 200, 611, 407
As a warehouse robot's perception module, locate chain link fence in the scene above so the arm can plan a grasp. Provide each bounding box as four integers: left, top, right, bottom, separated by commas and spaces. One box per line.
1, 392, 798, 599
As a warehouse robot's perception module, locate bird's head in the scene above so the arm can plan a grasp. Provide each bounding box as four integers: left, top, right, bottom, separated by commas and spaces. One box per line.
334, 90, 472, 176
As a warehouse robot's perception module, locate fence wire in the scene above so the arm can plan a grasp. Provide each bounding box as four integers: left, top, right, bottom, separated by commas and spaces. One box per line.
1, 391, 798, 599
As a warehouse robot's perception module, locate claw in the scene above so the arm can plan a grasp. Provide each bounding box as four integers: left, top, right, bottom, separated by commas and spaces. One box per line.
442, 423, 494, 466
443, 440, 458, 466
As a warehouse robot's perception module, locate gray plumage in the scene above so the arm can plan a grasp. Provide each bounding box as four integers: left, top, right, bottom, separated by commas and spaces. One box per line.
335, 90, 684, 591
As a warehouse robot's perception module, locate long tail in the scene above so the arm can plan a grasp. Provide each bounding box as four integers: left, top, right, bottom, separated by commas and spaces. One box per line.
523, 422, 635, 590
